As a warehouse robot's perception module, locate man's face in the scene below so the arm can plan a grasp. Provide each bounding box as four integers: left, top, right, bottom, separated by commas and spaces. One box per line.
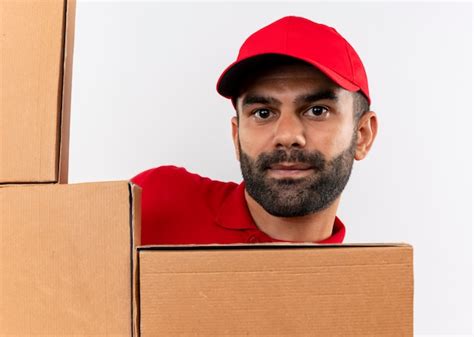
232, 62, 358, 217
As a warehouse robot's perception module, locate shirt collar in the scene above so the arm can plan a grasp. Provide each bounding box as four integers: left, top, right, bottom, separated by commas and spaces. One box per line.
215, 182, 346, 244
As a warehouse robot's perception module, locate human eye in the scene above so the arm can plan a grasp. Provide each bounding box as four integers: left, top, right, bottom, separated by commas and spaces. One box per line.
304, 105, 329, 119
252, 108, 275, 120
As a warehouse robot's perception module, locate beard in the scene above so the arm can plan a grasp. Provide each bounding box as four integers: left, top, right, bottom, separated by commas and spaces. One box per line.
239, 135, 357, 217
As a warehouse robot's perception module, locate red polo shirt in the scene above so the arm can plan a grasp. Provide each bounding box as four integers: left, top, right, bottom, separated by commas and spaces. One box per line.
131, 165, 345, 245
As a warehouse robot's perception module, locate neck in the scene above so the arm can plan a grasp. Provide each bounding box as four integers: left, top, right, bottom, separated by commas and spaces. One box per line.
245, 190, 340, 242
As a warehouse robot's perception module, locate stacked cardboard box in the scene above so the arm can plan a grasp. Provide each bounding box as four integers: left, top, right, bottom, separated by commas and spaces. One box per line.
0, 0, 74, 184
0, 181, 141, 335
0, 1, 414, 336
1, 1, 141, 336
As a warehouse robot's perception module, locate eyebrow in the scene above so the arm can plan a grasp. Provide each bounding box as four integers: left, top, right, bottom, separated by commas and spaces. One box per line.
241, 89, 338, 108
294, 90, 338, 105
242, 95, 280, 107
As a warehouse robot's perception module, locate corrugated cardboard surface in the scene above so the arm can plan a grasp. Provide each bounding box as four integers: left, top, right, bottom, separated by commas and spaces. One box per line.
0, 181, 141, 336
139, 244, 413, 337
0, 0, 75, 184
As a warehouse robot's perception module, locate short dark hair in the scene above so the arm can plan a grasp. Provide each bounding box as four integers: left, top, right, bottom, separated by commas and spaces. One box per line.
353, 90, 370, 122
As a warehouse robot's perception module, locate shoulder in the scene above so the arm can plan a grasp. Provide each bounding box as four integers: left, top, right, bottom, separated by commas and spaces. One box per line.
131, 165, 201, 188
131, 165, 239, 205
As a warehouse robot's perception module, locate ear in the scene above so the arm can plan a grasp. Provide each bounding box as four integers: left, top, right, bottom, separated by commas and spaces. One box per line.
354, 111, 378, 161
231, 116, 240, 161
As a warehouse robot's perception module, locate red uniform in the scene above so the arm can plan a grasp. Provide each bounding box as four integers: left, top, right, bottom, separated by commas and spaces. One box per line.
132, 165, 345, 245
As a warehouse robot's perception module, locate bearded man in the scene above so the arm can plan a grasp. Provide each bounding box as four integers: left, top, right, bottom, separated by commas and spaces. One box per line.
131, 16, 378, 244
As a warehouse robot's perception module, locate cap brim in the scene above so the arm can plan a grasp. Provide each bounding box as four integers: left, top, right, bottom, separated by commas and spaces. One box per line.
216, 53, 360, 99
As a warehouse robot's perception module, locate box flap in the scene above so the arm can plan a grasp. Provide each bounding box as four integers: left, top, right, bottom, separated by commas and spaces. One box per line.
138, 242, 412, 250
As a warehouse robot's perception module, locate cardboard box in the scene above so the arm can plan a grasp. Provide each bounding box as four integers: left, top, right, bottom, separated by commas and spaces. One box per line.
138, 243, 413, 337
0, 181, 141, 336
0, 0, 75, 184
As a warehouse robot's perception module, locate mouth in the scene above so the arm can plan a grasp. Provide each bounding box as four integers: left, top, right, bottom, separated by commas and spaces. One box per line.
267, 162, 314, 178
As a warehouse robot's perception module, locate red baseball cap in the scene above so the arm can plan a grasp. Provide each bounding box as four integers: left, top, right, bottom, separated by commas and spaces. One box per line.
216, 16, 371, 104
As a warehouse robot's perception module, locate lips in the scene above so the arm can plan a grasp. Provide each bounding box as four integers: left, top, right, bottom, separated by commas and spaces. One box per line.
269, 162, 313, 170
266, 162, 315, 179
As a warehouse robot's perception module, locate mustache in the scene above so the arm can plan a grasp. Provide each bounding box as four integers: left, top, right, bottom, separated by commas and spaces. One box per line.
255, 149, 326, 171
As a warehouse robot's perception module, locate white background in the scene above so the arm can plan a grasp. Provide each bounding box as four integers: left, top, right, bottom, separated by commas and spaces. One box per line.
69, 1, 473, 335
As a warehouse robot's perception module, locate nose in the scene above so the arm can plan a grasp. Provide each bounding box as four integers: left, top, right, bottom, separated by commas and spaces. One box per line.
273, 112, 306, 149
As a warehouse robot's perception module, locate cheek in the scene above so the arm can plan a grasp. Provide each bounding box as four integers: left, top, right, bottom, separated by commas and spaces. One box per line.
237, 126, 271, 157
334, 124, 355, 149
307, 120, 354, 155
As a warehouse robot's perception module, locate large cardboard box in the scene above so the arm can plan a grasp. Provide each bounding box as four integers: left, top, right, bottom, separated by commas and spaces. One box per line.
0, 181, 141, 336
138, 244, 413, 337
0, 0, 75, 184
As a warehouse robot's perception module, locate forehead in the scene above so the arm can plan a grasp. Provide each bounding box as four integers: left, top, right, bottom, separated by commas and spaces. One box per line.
237, 62, 342, 99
